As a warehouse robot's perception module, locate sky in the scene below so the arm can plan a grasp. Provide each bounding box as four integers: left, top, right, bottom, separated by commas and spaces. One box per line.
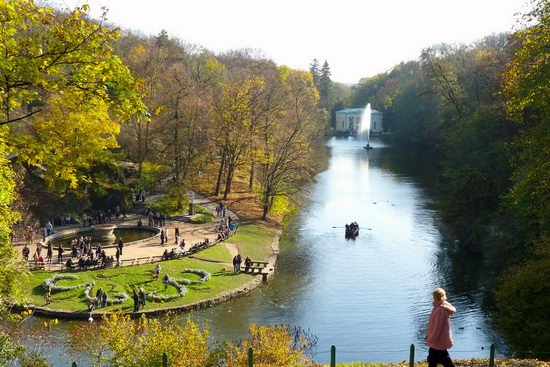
59, 0, 529, 84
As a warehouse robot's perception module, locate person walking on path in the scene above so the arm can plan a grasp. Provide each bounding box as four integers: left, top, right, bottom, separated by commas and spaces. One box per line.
57, 245, 64, 264
160, 229, 165, 246
46, 243, 53, 264
118, 238, 124, 256
426, 288, 456, 367
22, 245, 30, 261
115, 247, 120, 265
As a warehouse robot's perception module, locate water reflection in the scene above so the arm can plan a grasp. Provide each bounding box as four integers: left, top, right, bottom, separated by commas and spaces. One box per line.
23, 137, 505, 364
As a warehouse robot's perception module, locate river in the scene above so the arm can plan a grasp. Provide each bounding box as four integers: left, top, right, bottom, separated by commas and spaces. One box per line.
24, 137, 506, 364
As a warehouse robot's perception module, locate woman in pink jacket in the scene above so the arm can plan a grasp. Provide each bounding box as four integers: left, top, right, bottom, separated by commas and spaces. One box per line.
426, 288, 456, 367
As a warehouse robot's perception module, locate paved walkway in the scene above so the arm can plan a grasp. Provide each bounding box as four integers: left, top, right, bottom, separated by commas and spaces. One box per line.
14, 192, 238, 271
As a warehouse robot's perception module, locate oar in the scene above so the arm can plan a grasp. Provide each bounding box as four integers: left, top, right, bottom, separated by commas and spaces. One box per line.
332, 226, 372, 230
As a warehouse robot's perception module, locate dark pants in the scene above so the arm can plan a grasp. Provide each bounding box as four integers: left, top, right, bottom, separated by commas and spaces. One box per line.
428, 348, 454, 367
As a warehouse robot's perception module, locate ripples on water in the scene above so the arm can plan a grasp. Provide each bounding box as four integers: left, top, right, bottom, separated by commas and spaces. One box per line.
23, 137, 505, 365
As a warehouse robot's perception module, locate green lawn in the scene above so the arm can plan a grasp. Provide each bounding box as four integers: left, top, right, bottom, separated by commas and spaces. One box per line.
21, 257, 250, 312
195, 244, 232, 262
20, 221, 279, 314
231, 222, 279, 261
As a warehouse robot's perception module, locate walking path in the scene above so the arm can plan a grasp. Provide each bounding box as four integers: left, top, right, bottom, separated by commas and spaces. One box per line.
14, 192, 239, 271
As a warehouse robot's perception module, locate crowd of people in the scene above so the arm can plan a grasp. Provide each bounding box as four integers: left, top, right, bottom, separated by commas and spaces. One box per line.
146, 208, 166, 227
61, 235, 120, 270
81, 205, 127, 227
25, 194, 242, 275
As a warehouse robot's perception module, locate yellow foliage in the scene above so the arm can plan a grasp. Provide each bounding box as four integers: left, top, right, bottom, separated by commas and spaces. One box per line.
100, 314, 209, 367
9, 92, 120, 192
226, 324, 311, 367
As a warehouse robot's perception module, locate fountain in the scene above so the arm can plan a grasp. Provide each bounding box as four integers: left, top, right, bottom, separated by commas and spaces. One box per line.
91, 224, 117, 242
359, 103, 373, 150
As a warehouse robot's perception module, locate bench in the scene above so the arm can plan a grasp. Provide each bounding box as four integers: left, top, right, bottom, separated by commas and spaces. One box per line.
136, 257, 150, 264
29, 262, 45, 271
241, 266, 266, 273
250, 261, 269, 267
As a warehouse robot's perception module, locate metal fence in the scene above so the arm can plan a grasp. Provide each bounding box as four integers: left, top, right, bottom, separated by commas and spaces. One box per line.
69, 343, 498, 367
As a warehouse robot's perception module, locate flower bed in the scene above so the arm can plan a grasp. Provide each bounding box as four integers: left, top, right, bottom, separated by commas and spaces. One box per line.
148, 269, 211, 302
43, 274, 94, 292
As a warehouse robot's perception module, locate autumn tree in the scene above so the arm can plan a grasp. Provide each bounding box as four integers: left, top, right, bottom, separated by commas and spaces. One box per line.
258, 67, 321, 219
0, 0, 143, 304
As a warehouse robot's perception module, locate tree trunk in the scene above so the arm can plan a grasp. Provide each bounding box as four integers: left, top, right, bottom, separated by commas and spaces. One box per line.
223, 164, 234, 200
248, 161, 255, 193
214, 150, 226, 196
262, 186, 271, 220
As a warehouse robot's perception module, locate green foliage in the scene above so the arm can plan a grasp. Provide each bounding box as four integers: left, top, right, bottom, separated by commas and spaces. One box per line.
495, 236, 550, 358
188, 213, 213, 224
0, 332, 25, 366
137, 162, 169, 192
10, 93, 121, 194
149, 195, 189, 217
0, 130, 19, 304
0, 0, 145, 125
502, 0, 550, 120
19, 351, 52, 367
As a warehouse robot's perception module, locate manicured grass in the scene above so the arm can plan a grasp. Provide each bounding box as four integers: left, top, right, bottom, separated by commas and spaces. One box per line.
19, 220, 279, 314
21, 257, 251, 313
230, 222, 279, 261
194, 244, 232, 262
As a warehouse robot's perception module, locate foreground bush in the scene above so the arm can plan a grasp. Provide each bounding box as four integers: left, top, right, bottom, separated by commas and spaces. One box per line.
100, 314, 209, 367
226, 324, 315, 367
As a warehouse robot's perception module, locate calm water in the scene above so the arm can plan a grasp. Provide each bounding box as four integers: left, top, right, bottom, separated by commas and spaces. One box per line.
50, 228, 156, 248
24, 137, 505, 364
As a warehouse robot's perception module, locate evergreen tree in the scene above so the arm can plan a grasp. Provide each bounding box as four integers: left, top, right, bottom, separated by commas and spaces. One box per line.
156, 29, 169, 47
309, 59, 320, 88
319, 60, 333, 111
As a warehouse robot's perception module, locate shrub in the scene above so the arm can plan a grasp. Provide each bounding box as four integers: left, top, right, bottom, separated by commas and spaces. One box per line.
100, 314, 210, 367
225, 324, 315, 367
149, 195, 189, 217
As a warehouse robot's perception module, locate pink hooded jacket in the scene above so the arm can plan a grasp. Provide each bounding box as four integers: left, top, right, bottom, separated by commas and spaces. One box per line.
426, 300, 455, 350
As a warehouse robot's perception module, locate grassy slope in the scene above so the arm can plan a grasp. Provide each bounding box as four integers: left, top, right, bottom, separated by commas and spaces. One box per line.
20, 223, 277, 312
194, 244, 232, 262
229, 222, 278, 261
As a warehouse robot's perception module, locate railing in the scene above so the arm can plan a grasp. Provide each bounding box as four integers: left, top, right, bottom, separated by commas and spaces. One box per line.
69, 344, 498, 367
